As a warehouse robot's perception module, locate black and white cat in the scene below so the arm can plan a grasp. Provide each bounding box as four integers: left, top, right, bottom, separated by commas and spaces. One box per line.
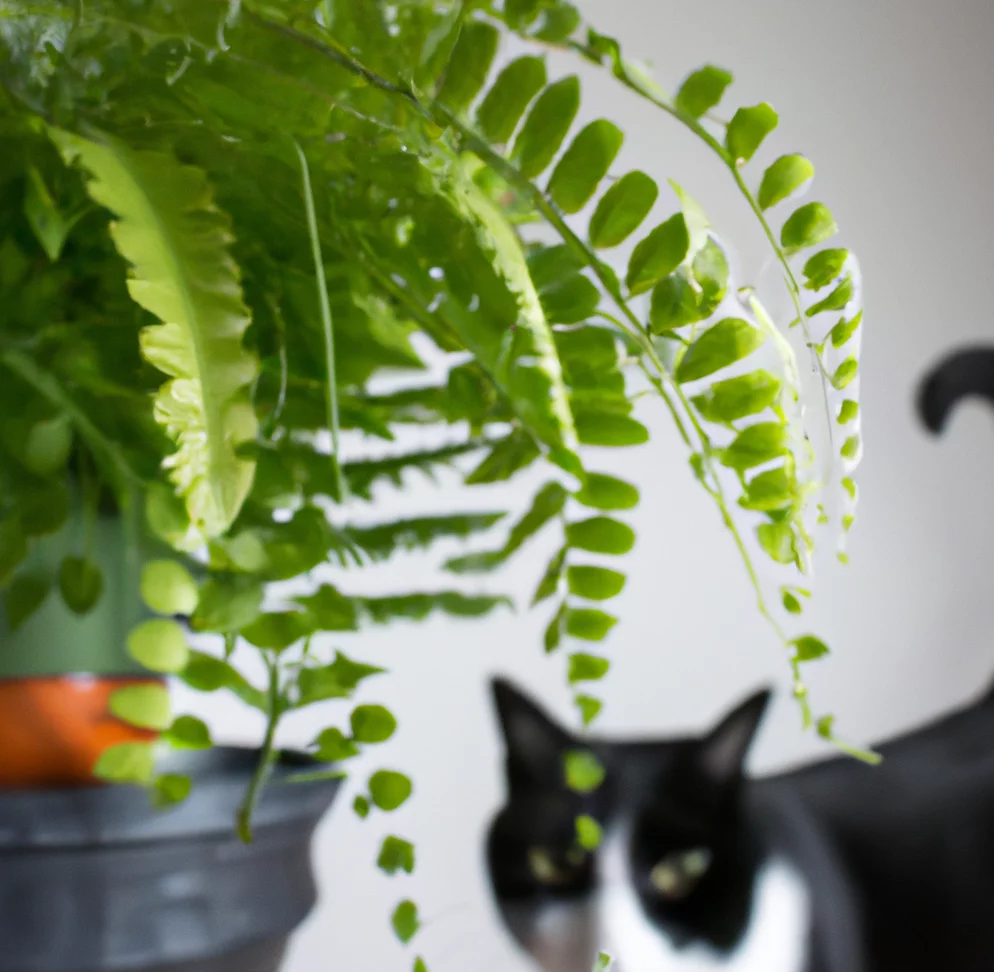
486, 677, 994, 972
487, 348, 994, 972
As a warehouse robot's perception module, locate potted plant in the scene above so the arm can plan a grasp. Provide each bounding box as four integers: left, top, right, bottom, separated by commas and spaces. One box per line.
0, 0, 867, 969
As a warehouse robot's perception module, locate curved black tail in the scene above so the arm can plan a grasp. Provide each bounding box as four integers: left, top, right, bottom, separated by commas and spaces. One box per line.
918, 347, 994, 433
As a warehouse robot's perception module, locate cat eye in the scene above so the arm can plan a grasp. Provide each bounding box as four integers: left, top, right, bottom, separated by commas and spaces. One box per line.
649, 847, 713, 900
527, 846, 586, 885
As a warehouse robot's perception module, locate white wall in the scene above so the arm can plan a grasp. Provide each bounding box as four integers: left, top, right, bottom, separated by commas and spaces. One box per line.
173, 1, 994, 969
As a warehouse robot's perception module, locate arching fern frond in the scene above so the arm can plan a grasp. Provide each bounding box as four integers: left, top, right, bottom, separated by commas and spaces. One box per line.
50, 128, 258, 546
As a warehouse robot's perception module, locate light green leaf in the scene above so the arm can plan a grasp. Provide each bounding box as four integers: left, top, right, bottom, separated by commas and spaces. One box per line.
803, 248, 850, 291
594, 953, 613, 972
128, 619, 190, 673
757, 522, 798, 565
675, 65, 733, 118
180, 651, 266, 710
4, 573, 51, 631
830, 310, 863, 349
589, 171, 658, 248
109, 683, 171, 731
792, 635, 830, 662
190, 575, 262, 632
548, 120, 624, 214
648, 271, 702, 332
758, 155, 815, 211
691, 370, 781, 423
740, 466, 794, 511
354, 795, 371, 819
477, 56, 547, 143
567, 565, 626, 601
536, 273, 601, 324
241, 612, 313, 652
719, 423, 788, 472
93, 741, 156, 784
438, 21, 500, 113
726, 103, 779, 163
670, 180, 711, 258
807, 275, 854, 317
565, 749, 605, 792
575, 473, 640, 511
838, 400, 859, 424
568, 652, 611, 684
351, 704, 398, 744
297, 652, 385, 706
831, 357, 859, 390
512, 76, 582, 178
576, 814, 603, 850
59, 555, 103, 615
781, 202, 838, 253
378, 836, 416, 875
676, 319, 765, 383
163, 715, 212, 750
392, 900, 420, 944
50, 129, 258, 542
566, 607, 618, 641
152, 773, 192, 807
626, 214, 690, 295
312, 727, 360, 762
576, 414, 649, 447
370, 770, 413, 812
566, 516, 635, 555
782, 590, 802, 614
575, 694, 603, 726
841, 435, 860, 459
141, 560, 199, 616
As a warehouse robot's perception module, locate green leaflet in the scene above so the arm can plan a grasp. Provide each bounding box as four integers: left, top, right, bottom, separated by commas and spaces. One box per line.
626, 214, 690, 295
441, 169, 580, 474
676, 319, 765, 383
726, 104, 779, 163
50, 129, 257, 542
758, 155, 814, 211
589, 170, 658, 249
438, 21, 500, 113
548, 120, 624, 214
512, 76, 581, 178
477, 56, 547, 144
781, 202, 838, 253
674, 66, 733, 119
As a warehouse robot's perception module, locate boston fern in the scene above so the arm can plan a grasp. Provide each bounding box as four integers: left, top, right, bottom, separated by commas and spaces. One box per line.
0, 0, 866, 948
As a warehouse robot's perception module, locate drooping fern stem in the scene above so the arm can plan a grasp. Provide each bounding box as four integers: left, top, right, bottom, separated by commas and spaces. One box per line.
294, 137, 345, 503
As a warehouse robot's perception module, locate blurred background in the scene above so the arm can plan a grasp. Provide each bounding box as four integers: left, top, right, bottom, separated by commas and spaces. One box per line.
165, 0, 994, 968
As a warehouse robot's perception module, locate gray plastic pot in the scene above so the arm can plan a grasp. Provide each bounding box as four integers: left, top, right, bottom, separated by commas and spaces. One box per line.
0, 748, 340, 972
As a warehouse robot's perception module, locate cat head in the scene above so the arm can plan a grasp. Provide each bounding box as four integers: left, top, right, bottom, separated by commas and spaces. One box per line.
486, 678, 771, 971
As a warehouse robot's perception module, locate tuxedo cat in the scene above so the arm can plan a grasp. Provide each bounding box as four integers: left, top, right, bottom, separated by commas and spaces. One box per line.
487, 678, 994, 972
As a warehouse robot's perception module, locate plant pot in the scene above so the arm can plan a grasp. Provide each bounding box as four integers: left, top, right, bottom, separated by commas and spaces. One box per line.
0, 747, 340, 972
0, 675, 162, 788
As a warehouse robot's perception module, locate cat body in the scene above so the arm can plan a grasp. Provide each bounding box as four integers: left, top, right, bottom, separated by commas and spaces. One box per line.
487, 679, 994, 972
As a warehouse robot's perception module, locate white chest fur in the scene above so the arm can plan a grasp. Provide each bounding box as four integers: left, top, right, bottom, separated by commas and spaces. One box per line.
598, 826, 811, 972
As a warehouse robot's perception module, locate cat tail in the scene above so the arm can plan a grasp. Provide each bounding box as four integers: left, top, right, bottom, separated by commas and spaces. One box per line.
918, 347, 994, 433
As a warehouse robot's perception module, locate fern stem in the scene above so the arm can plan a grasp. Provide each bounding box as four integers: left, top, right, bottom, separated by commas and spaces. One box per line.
294, 138, 344, 502
237, 653, 282, 844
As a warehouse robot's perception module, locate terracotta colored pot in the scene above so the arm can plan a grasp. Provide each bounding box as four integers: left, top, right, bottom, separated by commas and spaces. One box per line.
0, 675, 160, 788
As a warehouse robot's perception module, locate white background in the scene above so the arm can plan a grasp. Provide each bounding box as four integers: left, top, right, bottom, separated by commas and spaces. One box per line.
172, 1, 994, 969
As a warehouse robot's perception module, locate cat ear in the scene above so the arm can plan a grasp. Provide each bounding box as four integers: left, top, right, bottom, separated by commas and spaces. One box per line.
695, 688, 771, 787
491, 678, 572, 787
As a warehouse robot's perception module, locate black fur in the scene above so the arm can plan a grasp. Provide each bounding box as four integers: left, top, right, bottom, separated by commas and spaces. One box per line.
487, 677, 994, 971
